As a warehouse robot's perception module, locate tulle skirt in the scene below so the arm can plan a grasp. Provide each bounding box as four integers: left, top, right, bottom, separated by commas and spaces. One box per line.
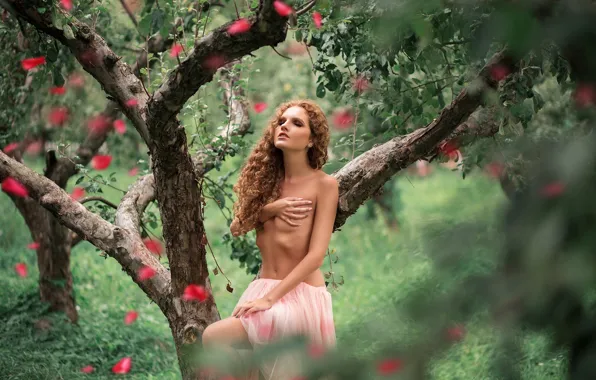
235, 278, 336, 380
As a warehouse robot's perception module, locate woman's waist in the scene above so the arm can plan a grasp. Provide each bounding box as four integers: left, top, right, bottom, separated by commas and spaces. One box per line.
258, 267, 326, 287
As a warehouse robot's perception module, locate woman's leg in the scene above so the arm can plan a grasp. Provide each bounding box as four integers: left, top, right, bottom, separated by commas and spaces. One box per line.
202, 316, 251, 349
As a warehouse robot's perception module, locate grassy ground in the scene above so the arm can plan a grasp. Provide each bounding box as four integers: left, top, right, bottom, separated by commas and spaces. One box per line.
0, 161, 566, 379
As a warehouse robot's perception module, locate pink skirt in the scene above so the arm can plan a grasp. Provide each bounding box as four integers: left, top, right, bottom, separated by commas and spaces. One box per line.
235, 278, 336, 379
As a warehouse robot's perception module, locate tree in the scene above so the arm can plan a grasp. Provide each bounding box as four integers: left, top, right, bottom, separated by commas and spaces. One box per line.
2, 0, 596, 378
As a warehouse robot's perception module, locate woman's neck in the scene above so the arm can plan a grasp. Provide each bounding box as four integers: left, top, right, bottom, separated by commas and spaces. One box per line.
282, 150, 315, 181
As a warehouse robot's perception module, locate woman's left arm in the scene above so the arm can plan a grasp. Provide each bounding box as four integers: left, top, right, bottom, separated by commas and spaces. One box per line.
232, 176, 339, 317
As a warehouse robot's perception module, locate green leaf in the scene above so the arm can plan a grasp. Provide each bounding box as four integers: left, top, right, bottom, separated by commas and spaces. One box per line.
53, 67, 65, 87
63, 25, 75, 40
295, 30, 303, 42
138, 13, 153, 36
316, 82, 326, 98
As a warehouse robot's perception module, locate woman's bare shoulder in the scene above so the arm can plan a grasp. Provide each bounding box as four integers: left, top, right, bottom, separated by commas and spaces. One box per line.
315, 171, 339, 192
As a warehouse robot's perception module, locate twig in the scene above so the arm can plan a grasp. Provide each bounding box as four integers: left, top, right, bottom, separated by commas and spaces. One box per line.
233, 0, 240, 19
119, 0, 138, 27
79, 196, 118, 209
271, 46, 291, 60
296, 0, 317, 16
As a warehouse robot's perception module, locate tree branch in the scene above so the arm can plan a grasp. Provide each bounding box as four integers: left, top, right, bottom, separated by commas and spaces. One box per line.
332, 50, 517, 229
0, 151, 171, 311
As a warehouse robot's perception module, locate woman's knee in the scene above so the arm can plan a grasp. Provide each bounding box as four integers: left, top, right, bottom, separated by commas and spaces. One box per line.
202, 317, 249, 348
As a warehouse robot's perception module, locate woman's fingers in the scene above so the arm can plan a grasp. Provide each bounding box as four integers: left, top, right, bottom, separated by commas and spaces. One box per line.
280, 216, 300, 226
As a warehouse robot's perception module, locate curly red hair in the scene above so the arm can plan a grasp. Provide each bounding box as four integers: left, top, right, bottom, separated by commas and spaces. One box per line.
232, 99, 330, 235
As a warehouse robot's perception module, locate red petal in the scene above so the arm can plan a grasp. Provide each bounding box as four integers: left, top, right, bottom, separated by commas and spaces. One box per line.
60, 0, 73, 10
446, 325, 466, 342
27, 241, 40, 250
112, 357, 132, 374
14, 263, 27, 278
124, 310, 139, 325
439, 140, 458, 156
182, 284, 208, 302
376, 358, 403, 375
88, 114, 111, 135
331, 108, 355, 130
48, 107, 69, 127
170, 43, 183, 58
71, 187, 85, 201
68, 72, 85, 88
573, 84, 596, 107
138, 266, 156, 281
253, 102, 268, 113
273, 1, 293, 17
3, 142, 19, 154
91, 155, 112, 170
113, 119, 126, 134
228, 18, 251, 35
143, 238, 163, 256
485, 162, 505, 179
49, 86, 67, 95
128, 167, 139, 176
21, 56, 46, 70
490, 64, 510, 82
25, 141, 43, 156
203, 55, 226, 71
352, 76, 369, 94
80, 365, 94, 374
541, 182, 565, 198
125, 98, 138, 107
313, 12, 322, 28
1, 177, 28, 198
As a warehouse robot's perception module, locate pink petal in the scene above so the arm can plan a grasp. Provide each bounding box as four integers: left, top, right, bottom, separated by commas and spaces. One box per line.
1, 177, 28, 198
49, 86, 66, 95
88, 114, 111, 135
485, 162, 505, 179
574, 84, 595, 107
48, 107, 69, 127
170, 43, 183, 58
446, 324, 466, 342
253, 102, 267, 113
541, 182, 565, 198
60, 0, 73, 11
91, 155, 112, 170
68, 72, 85, 88
112, 357, 132, 374
25, 141, 43, 156
21, 56, 46, 71
124, 310, 139, 325
377, 358, 403, 375
228, 19, 251, 35
490, 64, 510, 82
138, 266, 156, 281
143, 238, 163, 256
14, 263, 27, 278
352, 76, 369, 94
113, 119, 126, 135
331, 108, 355, 130
125, 98, 138, 107
307, 343, 325, 358
273, 1, 293, 17
203, 55, 226, 71
27, 242, 40, 250
182, 284, 208, 302
313, 12, 322, 28
128, 167, 139, 176
3, 142, 19, 154
71, 187, 85, 201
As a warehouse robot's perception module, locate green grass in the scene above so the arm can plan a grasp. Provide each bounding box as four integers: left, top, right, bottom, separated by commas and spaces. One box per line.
0, 161, 567, 379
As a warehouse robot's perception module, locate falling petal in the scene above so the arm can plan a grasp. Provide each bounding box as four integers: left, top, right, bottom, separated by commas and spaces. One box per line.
124, 310, 139, 325
71, 187, 85, 201
60, 0, 73, 11
68, 72, 85, 88
125, 98, 138, 107
15, 263, 27, 278
541, 182, 565, 198
111, 357, 132, 374
573, 84, 595, 107
25, 141, 43, 156
113, 119, 126, 134
313, 12, 322, 28
228, 18, 251, 35
169, 43, 183, 58
253, 102, 268, 113
307, 343, 325, 359
1, 177, 28, 198
203, 55, 226, 71
3, 142, 19, 154
88, 114, 111, 135
485, 162, 505, 179
80, 365, 94, 374
376, 358, 403, 375
138, 266, 156, 281
27, 242, 40, 250
273, 1, 293, 17
143, 238, 163, 256
128, 167, 139, 176
49, 86, 66, 95
490, 64, 510, 82
182, 284, 208, 302
91, 155, 112, 170
352, 75, 369, 94
438, 140, 458, 158
331, 108, 355, 130
21, 56, 46, 70
48, 107, 69, 127
446, 325, 466, 342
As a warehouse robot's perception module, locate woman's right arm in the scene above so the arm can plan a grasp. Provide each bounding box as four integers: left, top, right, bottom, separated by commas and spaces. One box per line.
258, 201, 280, 223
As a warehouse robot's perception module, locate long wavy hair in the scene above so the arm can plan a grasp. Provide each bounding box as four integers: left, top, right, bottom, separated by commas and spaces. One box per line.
232, 99, 330, 235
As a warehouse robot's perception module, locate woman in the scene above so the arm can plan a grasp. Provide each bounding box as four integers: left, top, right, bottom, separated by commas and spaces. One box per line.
202, 99, 339, 379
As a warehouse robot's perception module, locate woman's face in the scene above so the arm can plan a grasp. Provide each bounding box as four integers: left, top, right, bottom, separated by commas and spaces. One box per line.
273, 106, 312, 151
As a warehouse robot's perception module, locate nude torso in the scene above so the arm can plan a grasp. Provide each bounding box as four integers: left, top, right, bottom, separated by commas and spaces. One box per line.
255, 171, 327, 287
